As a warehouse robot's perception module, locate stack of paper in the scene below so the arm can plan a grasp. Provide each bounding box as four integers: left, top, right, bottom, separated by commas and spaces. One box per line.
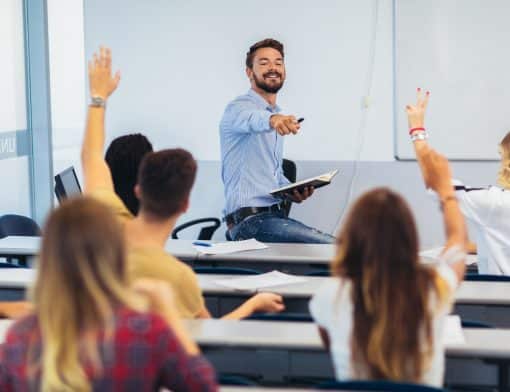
215, 270, 307, 291
193, 238, 268, 255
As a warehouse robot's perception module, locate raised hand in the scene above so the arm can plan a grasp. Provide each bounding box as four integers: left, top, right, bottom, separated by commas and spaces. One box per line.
406, 88, 430, 131
88, 46, 121, 100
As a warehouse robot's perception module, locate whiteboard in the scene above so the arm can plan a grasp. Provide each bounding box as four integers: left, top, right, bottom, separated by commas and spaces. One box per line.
83, 0, 394, 161
395, 0, 510, 160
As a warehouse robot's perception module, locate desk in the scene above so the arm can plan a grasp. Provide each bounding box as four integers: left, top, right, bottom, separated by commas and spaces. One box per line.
193, 243, 335, 274
199, 274, 510, 327
182, 319, 509, 389
2, 269, 510, 327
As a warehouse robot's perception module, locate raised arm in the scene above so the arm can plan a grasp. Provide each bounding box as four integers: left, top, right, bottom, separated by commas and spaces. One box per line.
81, 47, 120, 193
406, 89, 467, 281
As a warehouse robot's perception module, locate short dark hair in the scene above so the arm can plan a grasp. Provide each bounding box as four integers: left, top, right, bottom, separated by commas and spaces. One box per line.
105, 134, 153, 216
138, 148, 197, 219
246, 38, 284, 69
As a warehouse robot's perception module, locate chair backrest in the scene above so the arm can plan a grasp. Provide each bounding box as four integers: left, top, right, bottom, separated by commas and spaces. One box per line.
0, 214, 41, 239
464, 273, 510, 282
54, 166, 82, 203
193, 266, 261, 275
171, 217, 221, 240
316, 380, 445, 391
281, 158, 297, 217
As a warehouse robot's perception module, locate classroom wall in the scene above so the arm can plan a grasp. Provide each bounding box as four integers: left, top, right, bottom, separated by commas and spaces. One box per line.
46, 0, 500, 247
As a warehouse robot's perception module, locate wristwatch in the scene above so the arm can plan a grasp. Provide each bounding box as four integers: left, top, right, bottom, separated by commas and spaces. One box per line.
90, 96, 106, 108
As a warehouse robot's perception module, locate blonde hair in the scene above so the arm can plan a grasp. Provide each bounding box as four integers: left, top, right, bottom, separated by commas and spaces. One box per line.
332, 188, 447, 381
498, 132, 510, 189
31, 197, 142, 391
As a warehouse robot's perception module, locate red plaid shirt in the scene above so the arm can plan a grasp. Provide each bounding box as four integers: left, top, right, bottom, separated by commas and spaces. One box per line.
0, 308, 217, 391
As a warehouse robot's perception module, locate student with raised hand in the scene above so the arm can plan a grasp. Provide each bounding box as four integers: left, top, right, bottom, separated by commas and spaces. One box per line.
82, 46, 284, 319
309, 111, 467, 384
408, 88, 510, 275
0, 197, 217, 391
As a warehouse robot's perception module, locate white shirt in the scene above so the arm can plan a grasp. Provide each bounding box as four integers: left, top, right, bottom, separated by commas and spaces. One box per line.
453, 180, 510, 275
309, 259, 459, 387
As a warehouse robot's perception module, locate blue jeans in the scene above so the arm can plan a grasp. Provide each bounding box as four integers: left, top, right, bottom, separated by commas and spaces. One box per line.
228, 211, 335, 244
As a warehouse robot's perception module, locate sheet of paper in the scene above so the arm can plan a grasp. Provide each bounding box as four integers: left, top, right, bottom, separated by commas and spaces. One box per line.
215, 270, 307, 291
193, 238, 268, 255
420, 247, 476, 266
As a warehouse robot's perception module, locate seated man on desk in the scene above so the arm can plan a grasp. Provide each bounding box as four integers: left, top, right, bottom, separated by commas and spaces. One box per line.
82, 46, 284, 319
220, 38, 334, 243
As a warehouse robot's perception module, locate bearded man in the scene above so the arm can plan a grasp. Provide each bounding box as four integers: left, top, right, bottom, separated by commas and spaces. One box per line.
219, 38, 334, 243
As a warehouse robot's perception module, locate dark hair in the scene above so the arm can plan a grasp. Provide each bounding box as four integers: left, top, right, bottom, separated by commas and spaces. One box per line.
246, 38, 284, 69
333, 188, 437, 381
138, 148, 197, 219
105, 134, 153, 215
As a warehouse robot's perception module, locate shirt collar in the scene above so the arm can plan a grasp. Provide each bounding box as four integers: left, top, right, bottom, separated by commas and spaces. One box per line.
248, 88, 281, 113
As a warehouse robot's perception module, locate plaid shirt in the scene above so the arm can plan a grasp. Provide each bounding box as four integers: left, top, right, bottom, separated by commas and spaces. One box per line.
0, 308, 217, 391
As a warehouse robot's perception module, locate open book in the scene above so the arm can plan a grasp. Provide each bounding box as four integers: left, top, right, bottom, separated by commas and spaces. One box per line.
270, 169, 339, 200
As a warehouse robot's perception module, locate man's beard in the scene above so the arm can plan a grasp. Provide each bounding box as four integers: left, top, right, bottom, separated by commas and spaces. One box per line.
253, 72, 284, 94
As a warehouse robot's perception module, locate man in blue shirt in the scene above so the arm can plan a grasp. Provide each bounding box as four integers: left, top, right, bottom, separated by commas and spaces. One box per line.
220, 38, 334, 243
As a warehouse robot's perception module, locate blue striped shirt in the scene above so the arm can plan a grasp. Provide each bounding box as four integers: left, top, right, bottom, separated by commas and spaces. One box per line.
220, 89, 290, 215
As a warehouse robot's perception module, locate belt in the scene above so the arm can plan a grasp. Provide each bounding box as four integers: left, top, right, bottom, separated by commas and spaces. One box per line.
225, 204, 284, 228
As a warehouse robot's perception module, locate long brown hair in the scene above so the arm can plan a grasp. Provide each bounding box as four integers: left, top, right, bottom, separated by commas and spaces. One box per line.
333, 188, 439, 382
32, 197, 141, 391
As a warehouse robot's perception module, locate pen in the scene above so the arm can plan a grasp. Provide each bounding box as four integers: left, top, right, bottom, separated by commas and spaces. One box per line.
193, 241, 212, 247
297, 117, 305, 123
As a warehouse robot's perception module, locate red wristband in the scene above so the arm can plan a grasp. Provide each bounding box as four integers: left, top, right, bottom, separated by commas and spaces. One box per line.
409, 127, 425, 135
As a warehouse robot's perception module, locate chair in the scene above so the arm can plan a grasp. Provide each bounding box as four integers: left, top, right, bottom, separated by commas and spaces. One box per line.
193, 266, 261, 275
171, 218, 221, 240
247, 312, 313, 322
464, 273, 510, 282
0, 214, 41, 239
172, 158, 297, 240
0, 214, 41, 267
281, 158, 297, 216
316, 380, 445, 391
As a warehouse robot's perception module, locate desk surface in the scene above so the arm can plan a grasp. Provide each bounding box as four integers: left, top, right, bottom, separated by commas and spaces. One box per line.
182, 319, 510, 359
1, 317, 509, 359
195, 243, 336, 264
2, 269, 509, 306
0, 236, 40, 255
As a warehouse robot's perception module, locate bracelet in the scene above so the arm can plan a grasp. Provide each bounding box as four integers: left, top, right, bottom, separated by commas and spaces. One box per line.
409, 127, 425, 135
439, 195, 458, 211
410, 131, 428, 142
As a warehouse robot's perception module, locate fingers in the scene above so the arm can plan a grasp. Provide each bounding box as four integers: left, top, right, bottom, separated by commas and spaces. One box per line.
292, 189, 304, 203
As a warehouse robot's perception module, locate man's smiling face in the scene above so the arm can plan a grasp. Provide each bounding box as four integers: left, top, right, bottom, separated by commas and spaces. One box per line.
248, 47, 286, 94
